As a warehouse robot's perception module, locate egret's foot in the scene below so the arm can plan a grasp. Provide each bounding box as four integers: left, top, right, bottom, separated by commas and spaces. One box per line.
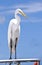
9, 58, 12, 65
9, 56, 12, 59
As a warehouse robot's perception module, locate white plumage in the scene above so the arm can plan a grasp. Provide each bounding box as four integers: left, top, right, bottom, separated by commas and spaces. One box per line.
8, 19, 20, 53
8, 9, 26, 59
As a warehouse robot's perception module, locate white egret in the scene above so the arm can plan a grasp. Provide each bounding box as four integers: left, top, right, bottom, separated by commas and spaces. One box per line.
8, 9, 26, 60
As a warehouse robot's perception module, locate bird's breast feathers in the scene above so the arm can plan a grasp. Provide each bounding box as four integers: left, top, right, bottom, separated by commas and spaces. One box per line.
10, 19, 17, 25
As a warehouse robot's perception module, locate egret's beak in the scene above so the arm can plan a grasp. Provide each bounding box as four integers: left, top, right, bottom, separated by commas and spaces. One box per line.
19, 10, 26, 17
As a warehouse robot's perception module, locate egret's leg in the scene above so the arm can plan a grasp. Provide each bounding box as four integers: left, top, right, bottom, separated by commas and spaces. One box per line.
10, 47, 12, 59
9, 50, 12, 65
9, 38, 12, 65
15, 38, 20, 65
15, 43, 16, 59
10, 38, 12, 59
15, 38, 18, 59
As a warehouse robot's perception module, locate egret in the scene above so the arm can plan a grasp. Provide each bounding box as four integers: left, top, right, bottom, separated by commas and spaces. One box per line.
8, 9, 26, 60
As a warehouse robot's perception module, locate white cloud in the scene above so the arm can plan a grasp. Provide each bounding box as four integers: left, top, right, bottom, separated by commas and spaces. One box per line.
21, 18, 42, 23
0, 2, 42, 23
0, 2, 42, 14
29, 18, 42, 23
0, 16, 5, 23
7, 2, 42, 13
24, 3, 42, 13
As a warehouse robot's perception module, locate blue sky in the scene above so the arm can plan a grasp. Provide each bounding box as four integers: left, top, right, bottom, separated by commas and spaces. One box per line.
0, 0, 42, 65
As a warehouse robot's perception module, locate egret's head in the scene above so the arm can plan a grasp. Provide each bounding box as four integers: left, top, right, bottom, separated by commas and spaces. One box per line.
15, 8, 26, 17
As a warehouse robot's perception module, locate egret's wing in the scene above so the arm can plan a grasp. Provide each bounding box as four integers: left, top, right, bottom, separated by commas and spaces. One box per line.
12, 25, 20, 53
8, 19, 16, 51
8, 19, 20, 53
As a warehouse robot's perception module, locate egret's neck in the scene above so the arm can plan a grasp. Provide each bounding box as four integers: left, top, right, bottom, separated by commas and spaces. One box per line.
15, 13, 20, 25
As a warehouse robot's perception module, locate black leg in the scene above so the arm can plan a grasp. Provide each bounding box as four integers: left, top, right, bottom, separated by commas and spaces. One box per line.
15, 38, 18, 59
9, 50, 12, 65
10, 48, 12, 59
9, 38, 12, 65
15, 45, 16, 59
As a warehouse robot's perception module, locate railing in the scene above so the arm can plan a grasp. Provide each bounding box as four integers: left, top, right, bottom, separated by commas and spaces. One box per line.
0, 58, 40, 65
